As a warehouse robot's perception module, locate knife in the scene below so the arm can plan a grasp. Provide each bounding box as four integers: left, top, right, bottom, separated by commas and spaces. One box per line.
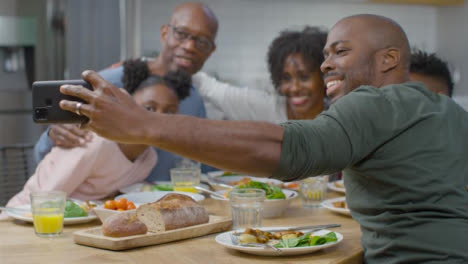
259, 223, 341, 233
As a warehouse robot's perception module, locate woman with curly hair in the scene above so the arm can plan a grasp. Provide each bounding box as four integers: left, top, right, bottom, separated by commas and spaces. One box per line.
192, 26, 328, 122
7, 60, 191, 206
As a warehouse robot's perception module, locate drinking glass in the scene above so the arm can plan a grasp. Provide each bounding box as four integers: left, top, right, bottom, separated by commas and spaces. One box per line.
30, 191, 66, 238
230, 188, 265, 230
170, 166, 201, 193
299, 175, 329, 208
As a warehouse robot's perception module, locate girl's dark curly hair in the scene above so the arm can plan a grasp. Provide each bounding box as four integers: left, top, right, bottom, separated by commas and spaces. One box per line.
267, 26, 328, 92
122, 58, 191, 100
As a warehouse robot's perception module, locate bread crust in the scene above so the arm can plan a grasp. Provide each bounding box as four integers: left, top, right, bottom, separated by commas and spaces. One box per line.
102, 212, 148, 237
136, 193, 209, 232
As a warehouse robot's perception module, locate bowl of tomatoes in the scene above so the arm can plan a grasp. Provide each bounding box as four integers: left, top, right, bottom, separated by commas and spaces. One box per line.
93, 198, 138, 222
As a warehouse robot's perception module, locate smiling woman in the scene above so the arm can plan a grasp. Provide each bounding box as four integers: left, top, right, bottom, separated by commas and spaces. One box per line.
191, 26, 328, 123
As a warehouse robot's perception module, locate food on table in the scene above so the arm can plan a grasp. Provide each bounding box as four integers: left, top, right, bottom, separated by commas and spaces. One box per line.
102, 212, 148, 237
104, 198, 136, 211
275, 231, 338, 248
227, 177, 252, 186
150, 183, 173, 191
332, 200, 348, 209
237, 228, 338, 248
238, 228, 303, 244
283, 182, 299, 189
237, 180, 286, 199
223, 179, 286, 200
136, 193, 209, 232
333, 181, 345, 189
102, 193, 209, 237
64, 200, 88, 218
221, 171, 239, 176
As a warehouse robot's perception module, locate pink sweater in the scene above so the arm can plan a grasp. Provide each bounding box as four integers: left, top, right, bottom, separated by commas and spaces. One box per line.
7, 134, 157, 207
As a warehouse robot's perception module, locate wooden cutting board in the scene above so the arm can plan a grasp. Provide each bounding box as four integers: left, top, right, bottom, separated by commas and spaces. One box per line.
74, 215, 232, 250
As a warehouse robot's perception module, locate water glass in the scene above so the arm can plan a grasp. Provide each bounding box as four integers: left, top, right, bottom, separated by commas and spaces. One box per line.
230, 188, 265, 230
299, 175, 329, 208
170, 166, 201, 193
30, 191, 66, 238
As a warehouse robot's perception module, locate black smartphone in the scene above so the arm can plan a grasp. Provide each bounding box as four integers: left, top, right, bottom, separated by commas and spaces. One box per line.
32, 80, 92, 124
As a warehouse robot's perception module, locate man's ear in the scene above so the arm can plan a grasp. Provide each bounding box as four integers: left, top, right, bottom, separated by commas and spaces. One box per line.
378, 47, 400, 73
160, 24, 168, 44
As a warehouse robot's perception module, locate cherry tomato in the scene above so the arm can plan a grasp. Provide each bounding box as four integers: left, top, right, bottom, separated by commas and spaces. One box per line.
115, 198, 128, 210
126, 201, 136, 210
104, 200, 117, 210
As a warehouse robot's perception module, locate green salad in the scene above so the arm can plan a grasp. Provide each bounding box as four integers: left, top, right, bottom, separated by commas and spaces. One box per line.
64, 201, 87, 218
237, 180, 286, 199
274, 232, 338, 248
151, 183, 173, 191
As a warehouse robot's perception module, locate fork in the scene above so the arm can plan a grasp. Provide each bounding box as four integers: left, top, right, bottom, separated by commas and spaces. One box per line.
230, 233, 282, 253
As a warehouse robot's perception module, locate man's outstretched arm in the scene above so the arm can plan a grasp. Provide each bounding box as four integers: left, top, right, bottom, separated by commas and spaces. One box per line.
59, 70, 284, 177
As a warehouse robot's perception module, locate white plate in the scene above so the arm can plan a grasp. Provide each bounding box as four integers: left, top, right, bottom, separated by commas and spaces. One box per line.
6, 204, 98, 225
119, 181, 210, 194
115, 191, 205, 204
321, 197, 351, 216
215, 228, 343, 256
327, 180, 345, 193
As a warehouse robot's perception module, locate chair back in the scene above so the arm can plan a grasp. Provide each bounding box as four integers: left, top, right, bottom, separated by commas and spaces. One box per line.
0, 144, 35, 205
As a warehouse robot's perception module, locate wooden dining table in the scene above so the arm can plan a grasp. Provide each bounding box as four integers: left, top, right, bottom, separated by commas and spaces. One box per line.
0, 191, 363, 264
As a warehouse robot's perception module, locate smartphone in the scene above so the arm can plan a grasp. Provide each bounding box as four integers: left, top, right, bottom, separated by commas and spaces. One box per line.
32, 80, 92, 124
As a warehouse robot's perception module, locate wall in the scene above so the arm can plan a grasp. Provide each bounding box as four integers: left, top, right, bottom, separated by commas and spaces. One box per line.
140, 0, 438, 90
437, 4, 468, 109
0, 0, 16, 15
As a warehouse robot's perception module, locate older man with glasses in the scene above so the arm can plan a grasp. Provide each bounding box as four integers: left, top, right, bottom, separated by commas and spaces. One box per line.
33, 2, 219, 181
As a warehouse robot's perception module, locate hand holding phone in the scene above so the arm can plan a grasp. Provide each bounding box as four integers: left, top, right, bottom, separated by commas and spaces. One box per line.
32, 80, 92, 123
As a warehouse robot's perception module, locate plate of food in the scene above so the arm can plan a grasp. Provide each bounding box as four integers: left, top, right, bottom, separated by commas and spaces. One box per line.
207, 171, 284, 188
6, 200, 98, 225
119, 181, 211, 194
215, 227, 343, 256
115, 191, 205, 204
328, 180, 345, 193
321, 197, 351, 216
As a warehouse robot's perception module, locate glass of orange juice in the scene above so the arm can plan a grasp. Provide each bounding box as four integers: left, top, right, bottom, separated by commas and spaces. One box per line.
170, 166, 200, 193
30, 191, 66, 238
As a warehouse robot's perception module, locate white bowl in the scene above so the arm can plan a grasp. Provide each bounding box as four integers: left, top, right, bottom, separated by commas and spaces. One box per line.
93, 206, 137, 222
210, 189, 298, 218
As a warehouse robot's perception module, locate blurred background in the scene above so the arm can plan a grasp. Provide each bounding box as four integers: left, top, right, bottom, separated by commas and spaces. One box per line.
0, 0, 467, 146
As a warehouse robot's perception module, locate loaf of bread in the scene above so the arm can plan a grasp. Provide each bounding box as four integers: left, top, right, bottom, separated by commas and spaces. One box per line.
136, 193, 209, 233
102, 212, 148, 237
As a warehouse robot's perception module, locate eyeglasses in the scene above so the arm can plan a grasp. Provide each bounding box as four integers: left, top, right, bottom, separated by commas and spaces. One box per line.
167, 24, 214, 53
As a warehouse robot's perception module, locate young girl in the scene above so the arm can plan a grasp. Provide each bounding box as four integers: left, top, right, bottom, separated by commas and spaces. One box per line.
7, 60, 191, 206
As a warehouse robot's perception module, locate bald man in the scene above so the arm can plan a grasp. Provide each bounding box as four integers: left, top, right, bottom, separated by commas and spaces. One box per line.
34, 2, 219, 180
60, 14, 468, 263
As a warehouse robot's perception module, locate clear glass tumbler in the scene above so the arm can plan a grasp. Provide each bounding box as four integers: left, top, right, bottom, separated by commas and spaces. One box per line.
299, 175, 329, 208
230, 188, 265, 230
30, 191, 66, 238
170, 166, 201, 193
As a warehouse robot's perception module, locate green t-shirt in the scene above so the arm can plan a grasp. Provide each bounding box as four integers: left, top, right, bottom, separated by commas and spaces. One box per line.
274, 82, 468, 263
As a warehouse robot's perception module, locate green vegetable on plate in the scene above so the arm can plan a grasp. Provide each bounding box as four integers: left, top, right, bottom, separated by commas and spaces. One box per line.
238, 180, 286, 199
274, 232, 338, 248
64, 201, 87, 218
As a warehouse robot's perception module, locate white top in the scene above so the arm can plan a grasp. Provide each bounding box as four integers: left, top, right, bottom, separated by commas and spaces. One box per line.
192, 72, 288, 123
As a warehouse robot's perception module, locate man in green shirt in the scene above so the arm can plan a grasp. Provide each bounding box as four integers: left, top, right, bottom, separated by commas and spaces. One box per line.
59, 14, 468, 263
